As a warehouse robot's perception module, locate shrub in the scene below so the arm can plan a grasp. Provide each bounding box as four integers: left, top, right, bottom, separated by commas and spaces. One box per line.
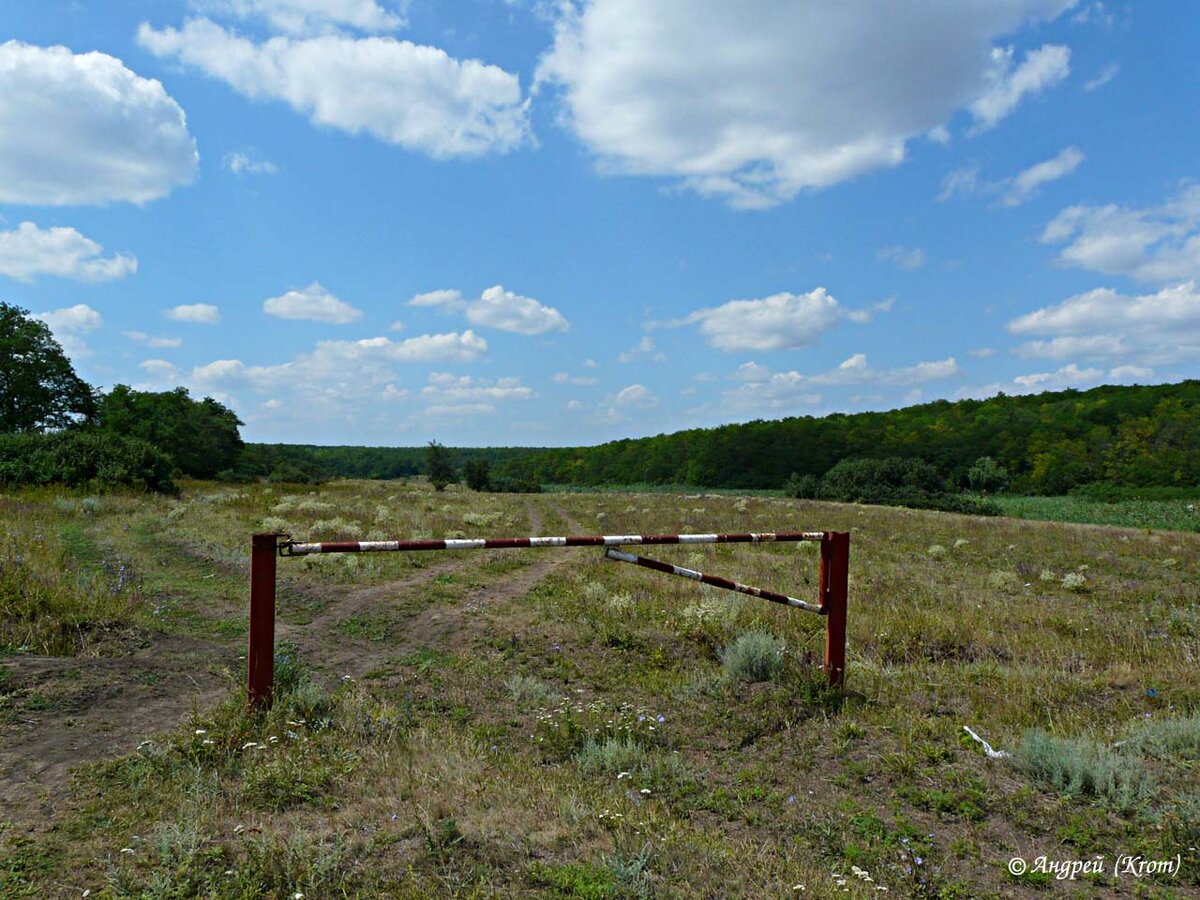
720, 631, 785, 682
0, 429, 174, 492
967, 456, 1009, 493
814, 457, 1002, 516
1015, 729, 1152, 811
576, 735, 648, 775
783, 472, 820, 499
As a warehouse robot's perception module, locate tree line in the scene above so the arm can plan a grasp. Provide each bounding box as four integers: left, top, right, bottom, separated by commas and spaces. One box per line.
5, 301, 1198, 498
1, 303, 243, 491
490, 380, 1200, 496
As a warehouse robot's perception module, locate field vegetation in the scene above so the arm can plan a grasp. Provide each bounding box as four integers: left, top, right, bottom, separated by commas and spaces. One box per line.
2, 480, 1198, 897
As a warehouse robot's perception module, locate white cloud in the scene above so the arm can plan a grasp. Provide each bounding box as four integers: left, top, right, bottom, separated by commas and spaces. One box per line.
552, 372, 599, 385
188, 330, 488, 428
426, 403, 495, 416
125, 330, 183, 348
536, 1, 1074, 208
0, 41, 197, 205
672, 288, 843, 352
1083, 62, 1119, 91
190, 0, 408, 35
469, 285, 568, 334
138, 358, 180, 385
724, 354, 958, 413
138, 20, 530, 159
938, 165, 982, 202
846, 297, 895, 325
421, 372, 533, 402
1001, 146, 1084, 206
263, 282, 362, 323
0, 222, 136, 282
877, 245, 926, 270
1008, 281, 1200, 364
611, 383, 655, 408
224, 150, 278, 175
33, 304, 103, 334
1108, 364, 1153, 382
410, 288, 466, 309
940, 147, 1084, 207
167, 303, 221, 324
969, 43, 1071, 131
617, 335, 663, 363
409, 284, 568, 334
1013, 363, 1103, 390
32, 304, 102, 359
1041, 184, 1200, 282
969, 347, 997, 358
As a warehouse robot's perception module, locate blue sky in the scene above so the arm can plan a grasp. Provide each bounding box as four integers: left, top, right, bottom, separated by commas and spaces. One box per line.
3, 1, 1198, 446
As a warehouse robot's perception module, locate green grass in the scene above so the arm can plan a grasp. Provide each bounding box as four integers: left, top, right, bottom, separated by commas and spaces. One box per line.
1, 480, 1198, 896
992, 493, 1200, 532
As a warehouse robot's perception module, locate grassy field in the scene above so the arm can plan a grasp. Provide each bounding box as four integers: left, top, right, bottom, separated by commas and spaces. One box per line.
992, 495, 1200, 534
2, 481, 1199, 897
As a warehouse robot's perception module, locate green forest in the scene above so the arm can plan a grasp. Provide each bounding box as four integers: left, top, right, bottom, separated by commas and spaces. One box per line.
235, 379, 1200, 501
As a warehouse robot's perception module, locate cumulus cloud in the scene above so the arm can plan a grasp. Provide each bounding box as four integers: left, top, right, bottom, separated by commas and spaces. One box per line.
0, 42, 198, 205
617, 335, 663, 363
536, 1, 1073, 208
138, 19, 530, 159
167, 303, 221, 324
32, 303, 103, 359
1041, 184, 1200, 282
725, 353, 958, 413
125, 331, 183, 348
421, 372, 533, 403
263, 282, 362, 323
669, 288, 844, 352
188, 330, 487, 428
552, 371, 599, 385
408, 285, 568, 334
138, 358, 180, 386
1012, 363, 1104, 390
1008, 280, 1200, 365
0, 222, 136, 282
190, 0, 407, 35
224, 150, 278, 174
968, 43, 1071, 131
877, 245, 926, 270
1001, 146, 1084, 206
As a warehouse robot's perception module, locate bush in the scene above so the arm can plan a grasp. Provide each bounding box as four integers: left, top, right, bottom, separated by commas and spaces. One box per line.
1015, 729, 1152, 812
0, 429, 175, 492
814, 457, 1001, 515
967, 456, 1009, 493
720, 631, 785, 682
783, 472, 820, 499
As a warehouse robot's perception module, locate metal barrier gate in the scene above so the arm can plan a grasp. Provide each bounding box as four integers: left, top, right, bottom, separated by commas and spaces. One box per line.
247, 529, 850, 707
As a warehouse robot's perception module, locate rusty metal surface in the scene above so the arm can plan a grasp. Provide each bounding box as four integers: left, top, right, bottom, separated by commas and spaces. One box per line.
283, 530, 826, 556
602, 547, 823, 614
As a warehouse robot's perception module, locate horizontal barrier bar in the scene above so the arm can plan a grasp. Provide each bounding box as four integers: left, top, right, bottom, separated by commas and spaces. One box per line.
283, 530, 826, 556
603, 547, 823, 614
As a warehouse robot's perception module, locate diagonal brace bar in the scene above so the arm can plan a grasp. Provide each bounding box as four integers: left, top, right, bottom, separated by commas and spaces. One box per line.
602, 547, 823, 614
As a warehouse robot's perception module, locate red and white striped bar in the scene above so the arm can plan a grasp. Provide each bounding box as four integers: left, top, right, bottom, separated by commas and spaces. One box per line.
283, 530, 825, 556
603, 547, 823, 614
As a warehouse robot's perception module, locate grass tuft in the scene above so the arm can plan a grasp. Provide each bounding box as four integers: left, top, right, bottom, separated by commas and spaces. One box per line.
720, 631, 785, 683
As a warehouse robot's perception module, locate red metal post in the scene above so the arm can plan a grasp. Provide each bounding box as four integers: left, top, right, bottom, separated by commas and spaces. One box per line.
820, 531, 850, 688
248, 532, 278, 708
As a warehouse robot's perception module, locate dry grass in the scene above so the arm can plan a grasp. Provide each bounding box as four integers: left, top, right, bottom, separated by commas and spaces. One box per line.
2, 481, 1198, 897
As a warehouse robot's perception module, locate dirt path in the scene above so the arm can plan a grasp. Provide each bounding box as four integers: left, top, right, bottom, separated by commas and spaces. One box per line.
283, 499, 584, 678
0, 636, 231, 822
0, 499, 583, 823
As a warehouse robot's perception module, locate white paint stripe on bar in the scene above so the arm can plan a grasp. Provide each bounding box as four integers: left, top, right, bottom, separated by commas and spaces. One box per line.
284, 531, 826, 555
603, 548, 822, 613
